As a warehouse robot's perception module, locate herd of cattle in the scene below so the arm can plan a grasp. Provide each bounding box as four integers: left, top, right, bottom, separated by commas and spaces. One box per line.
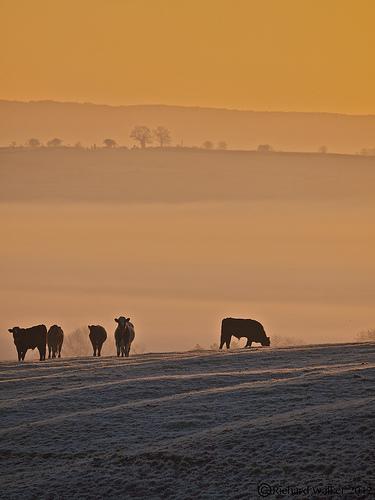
8, 316, 135, 361
7, 317, 270, 362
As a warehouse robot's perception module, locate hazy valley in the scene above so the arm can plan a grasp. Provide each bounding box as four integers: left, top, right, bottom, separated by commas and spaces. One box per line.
1, 148, 374, 359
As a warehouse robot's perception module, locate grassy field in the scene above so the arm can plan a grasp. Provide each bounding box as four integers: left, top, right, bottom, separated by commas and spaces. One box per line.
1, 343, 375, 498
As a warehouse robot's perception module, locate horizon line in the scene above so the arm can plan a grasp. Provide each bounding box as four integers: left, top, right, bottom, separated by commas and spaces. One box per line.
1, 98, 375, 118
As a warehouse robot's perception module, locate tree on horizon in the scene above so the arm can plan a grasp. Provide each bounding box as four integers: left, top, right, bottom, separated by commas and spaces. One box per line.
217, 140, 227, 150
27, 138, 41, 148
47, 137, 63, 147
257, 144, 273, 152
130, 126, 152, 148
103, 138, 117, 148
153, 126, 171, 148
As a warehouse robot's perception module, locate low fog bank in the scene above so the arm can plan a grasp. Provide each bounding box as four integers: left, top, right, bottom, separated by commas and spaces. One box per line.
1, 198, 374, 360
1, 148, 375, 204
1, 149, 374, 360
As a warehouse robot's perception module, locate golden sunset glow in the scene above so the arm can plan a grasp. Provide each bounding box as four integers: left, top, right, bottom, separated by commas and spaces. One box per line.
1, 0, 375, 113
2, 3, 375, 496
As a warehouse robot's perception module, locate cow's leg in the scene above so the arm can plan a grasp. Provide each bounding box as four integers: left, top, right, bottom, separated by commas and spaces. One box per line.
48, 346, 51, 359
93, 345, 97, 356
58, 345, 62, 358
21, 349, 27, 361
38, 345, 44, 361
98, 344, 102, 357
245, 340, 252, 348
221, 334, 231, 349
17, 346, 22, 361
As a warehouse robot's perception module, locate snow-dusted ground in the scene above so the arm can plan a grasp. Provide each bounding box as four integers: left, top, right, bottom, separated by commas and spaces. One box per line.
1, 343, 375, 499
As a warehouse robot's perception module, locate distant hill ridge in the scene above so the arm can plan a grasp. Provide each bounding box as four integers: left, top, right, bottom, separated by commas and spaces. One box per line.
1, 99, 375, 153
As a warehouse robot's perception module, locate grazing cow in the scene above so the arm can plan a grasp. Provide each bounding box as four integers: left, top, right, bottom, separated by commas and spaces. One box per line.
88, 325, 107, 356
114, 316, 135, 357
220, 317, 270, 349
8, 324, 47, 361
47, 325, 64, 359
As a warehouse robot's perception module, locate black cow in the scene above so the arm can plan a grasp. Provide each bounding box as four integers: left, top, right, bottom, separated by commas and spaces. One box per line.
8, 324, 47, 361
47, 325, 64, 358
88, 325, 107, 356
114, 316, 135, 357
220, 317, 270, 349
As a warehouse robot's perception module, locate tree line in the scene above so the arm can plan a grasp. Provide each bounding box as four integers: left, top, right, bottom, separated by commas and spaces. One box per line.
13, 132, 367, 155
8, 125, 230, 150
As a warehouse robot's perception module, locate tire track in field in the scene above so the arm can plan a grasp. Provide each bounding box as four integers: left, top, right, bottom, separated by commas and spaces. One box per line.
0, 351, 229, 383
1, 361, 371, 408
115, 394, 375, 454
1, 363, 372, 435
0, 367, 299, 407
1, 395, 373, 463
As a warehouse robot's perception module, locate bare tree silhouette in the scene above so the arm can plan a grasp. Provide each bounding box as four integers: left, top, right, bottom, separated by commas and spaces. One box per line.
47, 137, 63, 147
203, 140, 213, 150
257, 144, 273, 152
103, 138, 117, 148
64, 327, 91, 357
130, 126, 152, 148
360, 148, 375, 156
356, 328, 375, 342
27, 138, 41, 148
153, 126, 171, 147
191, 343, 204, 351
217, 141, 227, 150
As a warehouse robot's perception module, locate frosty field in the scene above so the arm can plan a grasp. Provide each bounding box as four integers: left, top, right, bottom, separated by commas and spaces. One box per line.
1, 343, 375, 499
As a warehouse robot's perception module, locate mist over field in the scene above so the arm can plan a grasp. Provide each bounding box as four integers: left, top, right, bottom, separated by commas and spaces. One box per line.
3, 0, 375, 498
2, 1, 375, 497
1, 148, 374, 360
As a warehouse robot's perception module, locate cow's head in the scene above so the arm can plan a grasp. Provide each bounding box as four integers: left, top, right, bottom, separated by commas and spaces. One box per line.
8, 327, 21, 334
115, 317, 130, 328
262, 336, 271, 347
8, 327, 25, 343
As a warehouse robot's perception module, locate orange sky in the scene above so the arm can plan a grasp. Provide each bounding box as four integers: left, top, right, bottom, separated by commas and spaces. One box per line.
1, 0, 374, 113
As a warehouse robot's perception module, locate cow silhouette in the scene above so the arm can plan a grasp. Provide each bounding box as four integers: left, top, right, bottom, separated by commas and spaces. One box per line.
47, 325, 64, 358
220, 317, 270, 349
8, 324, 47, 361
88, 325, 107, 356
114, 316, 135, 357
